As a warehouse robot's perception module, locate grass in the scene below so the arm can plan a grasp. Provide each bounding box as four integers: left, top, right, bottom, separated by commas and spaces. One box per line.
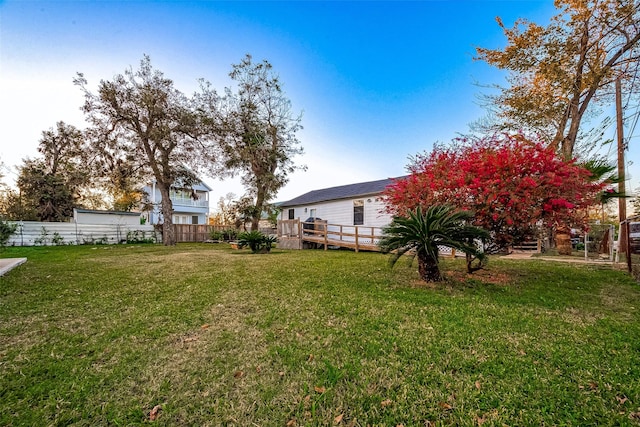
1, 243, 640, 426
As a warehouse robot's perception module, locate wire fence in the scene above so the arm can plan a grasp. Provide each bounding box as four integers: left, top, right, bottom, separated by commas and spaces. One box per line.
584, 224, 616, 262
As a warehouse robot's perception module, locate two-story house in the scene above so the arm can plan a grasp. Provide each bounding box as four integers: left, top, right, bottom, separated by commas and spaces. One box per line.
143, 179, 212, 225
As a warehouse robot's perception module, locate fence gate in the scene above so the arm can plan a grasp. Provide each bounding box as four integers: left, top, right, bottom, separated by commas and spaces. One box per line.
584, 223, 615, 261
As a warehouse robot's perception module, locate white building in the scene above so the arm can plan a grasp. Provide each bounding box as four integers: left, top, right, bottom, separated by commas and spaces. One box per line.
143, 179, 212, 225
278, 177, 399, 227
74, 208, 142, 226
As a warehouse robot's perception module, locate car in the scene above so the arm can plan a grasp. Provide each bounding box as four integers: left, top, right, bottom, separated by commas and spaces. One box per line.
303, 217, 323, 233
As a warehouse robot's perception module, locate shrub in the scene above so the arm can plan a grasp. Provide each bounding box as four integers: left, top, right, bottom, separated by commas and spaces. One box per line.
237, 231, 277, 253
81, 234, 109, 245
0, 218, 17, 248
384, 134, 608, 253
51, 232, 65, 246
209, 230, 224, 241
223, 228, 238, 241
33, 226, 50, 246
126, 230, 156, 244
379, 205, 489, 282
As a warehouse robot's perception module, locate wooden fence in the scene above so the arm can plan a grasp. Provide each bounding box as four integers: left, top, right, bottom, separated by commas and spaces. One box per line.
174, 224, 220, 243
173, 224, 276, 243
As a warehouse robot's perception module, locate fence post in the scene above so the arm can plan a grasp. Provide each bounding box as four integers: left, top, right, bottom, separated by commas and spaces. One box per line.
626, 220, 632, 273
323, 221, 328, 250
355, 226, 359, 253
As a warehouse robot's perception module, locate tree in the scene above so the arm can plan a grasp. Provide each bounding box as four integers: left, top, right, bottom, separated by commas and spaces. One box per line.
15, 160, 77, 221
99, 155, 146, 212
209, 193, 238, 226
476, 0, 640, 159
75, 56, 216, 245
8, 122, 93, 221
232, 195, 260, 230
384, 134, 610, 253
379, 205, 489, 282
217, 54, 305, 231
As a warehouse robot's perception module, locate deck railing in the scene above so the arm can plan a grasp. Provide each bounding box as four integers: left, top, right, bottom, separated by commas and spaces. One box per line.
277, 219, 384, 252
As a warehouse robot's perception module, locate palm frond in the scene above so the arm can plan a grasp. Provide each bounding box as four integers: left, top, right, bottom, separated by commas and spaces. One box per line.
379, 204, 489, 276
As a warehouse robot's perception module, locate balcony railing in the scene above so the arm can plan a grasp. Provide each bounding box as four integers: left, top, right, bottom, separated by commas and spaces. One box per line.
170, 196, 208, 208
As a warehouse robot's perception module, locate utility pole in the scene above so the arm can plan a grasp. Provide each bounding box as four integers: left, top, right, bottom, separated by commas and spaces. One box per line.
616, 77, 630, 269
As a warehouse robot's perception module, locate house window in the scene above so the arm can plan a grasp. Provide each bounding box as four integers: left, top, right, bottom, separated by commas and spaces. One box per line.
310, 208, 317, 218
354, 200, 364, 225
173, 215, 191, 224
288, 209, 295, 220
192, 215, 199, 225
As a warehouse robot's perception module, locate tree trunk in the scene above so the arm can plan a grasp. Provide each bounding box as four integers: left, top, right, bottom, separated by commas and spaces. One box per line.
159, 184, 176, 246
418, 251, 442, 282
251, 186, 267, 232
465, 253, 484, 274
555, 226, 572, 256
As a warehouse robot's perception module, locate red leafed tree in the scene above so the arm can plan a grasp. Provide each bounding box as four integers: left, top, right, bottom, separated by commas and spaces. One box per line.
384, 134, 608, 253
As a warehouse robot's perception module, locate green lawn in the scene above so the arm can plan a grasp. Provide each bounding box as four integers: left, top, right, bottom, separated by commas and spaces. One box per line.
1, 244, 639, 426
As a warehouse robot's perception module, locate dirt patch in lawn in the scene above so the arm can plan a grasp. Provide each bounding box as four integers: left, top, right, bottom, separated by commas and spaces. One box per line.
445, 269, 513, 286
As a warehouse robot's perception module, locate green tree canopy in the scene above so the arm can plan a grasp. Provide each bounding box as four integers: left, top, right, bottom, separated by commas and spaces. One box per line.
213, 54, 305, 231
7, 122, 92, 221
75, 55, 219, 245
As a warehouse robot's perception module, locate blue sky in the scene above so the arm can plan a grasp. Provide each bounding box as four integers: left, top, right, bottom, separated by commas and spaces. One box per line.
1, 1, 636, 205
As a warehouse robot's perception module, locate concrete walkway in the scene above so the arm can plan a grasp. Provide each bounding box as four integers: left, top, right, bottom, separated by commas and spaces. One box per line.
501, 252, 616, 265
501, 253, 536, 260
0, 258, 27, 276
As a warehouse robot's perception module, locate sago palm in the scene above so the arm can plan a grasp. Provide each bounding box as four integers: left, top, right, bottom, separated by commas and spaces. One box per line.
379, 205, 489, 282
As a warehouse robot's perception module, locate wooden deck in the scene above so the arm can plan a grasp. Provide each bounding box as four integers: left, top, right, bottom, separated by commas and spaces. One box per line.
277, 219, 383, 252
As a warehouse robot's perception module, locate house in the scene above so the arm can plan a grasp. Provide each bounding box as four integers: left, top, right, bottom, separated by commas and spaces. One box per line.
74, 208, 142, 226
142, 179, 212, 225
278, 177, 399, 228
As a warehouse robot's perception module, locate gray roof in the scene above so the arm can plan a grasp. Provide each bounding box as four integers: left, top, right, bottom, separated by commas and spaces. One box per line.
280, 177, 401, 207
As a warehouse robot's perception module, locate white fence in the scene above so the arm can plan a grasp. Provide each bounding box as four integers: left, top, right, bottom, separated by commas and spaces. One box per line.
6, 221, 159, 246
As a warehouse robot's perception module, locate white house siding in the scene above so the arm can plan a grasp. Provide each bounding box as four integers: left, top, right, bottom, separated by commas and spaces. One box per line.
281, 197, 392, 228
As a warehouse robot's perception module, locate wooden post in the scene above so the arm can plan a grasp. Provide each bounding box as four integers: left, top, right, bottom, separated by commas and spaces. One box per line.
323, 221, 328, 250
355, 226, 359, 253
